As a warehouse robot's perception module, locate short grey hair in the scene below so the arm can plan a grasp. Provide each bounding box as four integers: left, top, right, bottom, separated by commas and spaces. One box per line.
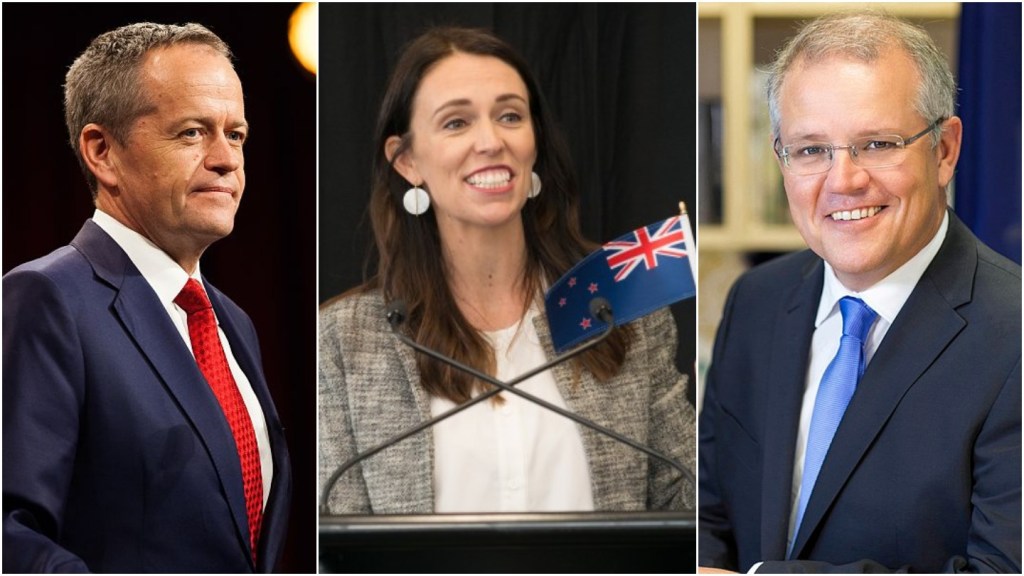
766, 12, 956, 145
64, 22, 233, 195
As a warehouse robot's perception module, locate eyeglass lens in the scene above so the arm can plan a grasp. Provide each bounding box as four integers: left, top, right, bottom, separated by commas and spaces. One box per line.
783, 136, 909, 175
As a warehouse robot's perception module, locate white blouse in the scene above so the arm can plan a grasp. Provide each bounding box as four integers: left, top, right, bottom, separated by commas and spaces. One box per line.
430, 306, 595, 512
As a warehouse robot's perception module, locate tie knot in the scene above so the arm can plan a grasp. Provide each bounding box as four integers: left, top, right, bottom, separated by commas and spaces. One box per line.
839, 296, 877, 341
175, 278, 212, 314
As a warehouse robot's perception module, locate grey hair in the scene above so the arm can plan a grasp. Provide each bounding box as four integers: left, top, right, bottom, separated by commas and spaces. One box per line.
64, 22, 233, 196
766, 12, 956, 145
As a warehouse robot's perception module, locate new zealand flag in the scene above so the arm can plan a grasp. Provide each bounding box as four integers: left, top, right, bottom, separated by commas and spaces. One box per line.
544, 215, 696, 353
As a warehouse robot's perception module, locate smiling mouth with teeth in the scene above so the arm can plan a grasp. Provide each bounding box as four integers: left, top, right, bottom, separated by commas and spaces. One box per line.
830, 206, 882, 221
466, 169, 512, 189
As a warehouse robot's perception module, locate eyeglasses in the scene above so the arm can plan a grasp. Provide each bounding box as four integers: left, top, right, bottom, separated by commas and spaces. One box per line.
774, 119, 944, 176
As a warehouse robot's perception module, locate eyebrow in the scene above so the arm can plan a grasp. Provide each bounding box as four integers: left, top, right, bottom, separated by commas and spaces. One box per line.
431, 93, 528, 119
786, 127, 904, 142
172, 116, 250, 132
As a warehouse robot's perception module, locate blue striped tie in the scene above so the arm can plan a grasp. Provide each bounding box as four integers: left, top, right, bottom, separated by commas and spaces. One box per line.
789, 296, 877, 558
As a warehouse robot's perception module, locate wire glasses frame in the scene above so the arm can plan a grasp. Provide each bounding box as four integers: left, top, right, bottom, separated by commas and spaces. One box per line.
774, 118, 945, 175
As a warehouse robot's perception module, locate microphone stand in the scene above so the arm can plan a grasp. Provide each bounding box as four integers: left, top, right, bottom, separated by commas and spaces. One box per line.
319, 299, 693, 514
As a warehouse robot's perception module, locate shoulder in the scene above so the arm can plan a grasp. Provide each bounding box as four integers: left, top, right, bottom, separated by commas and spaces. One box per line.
934, 217, 1021, 322
973, 238, 1021, 305
3, 245, 98, 313
4, 244, 92, 287
718, 250, 821, 318
629, 306, 678, 343
619, 307, 686, 382
319, 288, 393, 355
938, 212, 1020, 308
319, 288, 388, 333
732, 249, 819, 295
959, 235, 1021, 350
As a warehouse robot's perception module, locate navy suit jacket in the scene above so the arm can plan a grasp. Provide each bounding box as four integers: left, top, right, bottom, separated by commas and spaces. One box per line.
3, 220, 292, 573
699, 212, 1021, 573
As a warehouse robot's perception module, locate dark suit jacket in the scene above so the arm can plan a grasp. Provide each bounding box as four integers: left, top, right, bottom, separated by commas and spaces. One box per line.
2, 220, 292, 573
698, 212, 1021, 573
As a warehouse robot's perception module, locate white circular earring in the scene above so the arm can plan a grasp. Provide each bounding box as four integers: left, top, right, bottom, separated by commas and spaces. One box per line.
529, 172, 542, 199
402, 186, 430, 216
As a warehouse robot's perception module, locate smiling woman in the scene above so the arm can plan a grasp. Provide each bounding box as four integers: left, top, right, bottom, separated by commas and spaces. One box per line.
386, 52, 537, 245
318, 26, 696, 516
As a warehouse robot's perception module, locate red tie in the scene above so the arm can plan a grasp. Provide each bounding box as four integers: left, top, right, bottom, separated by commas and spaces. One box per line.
175, 278, 263, 564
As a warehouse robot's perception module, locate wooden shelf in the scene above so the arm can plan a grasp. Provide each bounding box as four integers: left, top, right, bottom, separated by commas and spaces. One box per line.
699, 225, 807, 252
699, 3, 958, 19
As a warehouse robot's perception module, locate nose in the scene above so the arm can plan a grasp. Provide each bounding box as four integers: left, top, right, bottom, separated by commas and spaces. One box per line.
204, 132, 243, 174
823, 145, 869, 194
472, 119, 503, 155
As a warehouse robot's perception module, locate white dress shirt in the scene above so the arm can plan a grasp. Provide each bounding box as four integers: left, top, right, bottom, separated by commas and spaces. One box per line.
92, 209, 273, 507
784, 211, 950, 551
430, 304, 595, 512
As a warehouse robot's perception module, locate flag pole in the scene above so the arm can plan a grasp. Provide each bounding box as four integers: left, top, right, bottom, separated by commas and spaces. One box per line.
678, 201, 697, 280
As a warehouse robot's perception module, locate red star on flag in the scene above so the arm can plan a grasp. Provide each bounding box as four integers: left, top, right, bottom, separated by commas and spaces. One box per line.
558, 297, 567, 307
568, 277, 577, 287
588, 282, 599, 294
579, 317, 592, 330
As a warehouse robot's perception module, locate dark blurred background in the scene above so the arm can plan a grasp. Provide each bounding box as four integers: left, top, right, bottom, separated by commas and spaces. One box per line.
1, 3, 316, 572
318, 3, 699, 396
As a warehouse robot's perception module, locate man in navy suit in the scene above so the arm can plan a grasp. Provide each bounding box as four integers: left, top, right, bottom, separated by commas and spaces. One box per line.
3, 23, 291, 572
698, 13, 1020, 573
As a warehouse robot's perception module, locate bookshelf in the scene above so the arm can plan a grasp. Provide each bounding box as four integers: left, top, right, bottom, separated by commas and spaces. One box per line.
697, 2, 959, 251
695, 3, 960, 404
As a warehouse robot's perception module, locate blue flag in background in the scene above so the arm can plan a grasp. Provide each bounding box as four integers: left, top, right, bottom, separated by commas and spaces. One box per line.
544, 215, 696, 353
955, 3, 1022, 264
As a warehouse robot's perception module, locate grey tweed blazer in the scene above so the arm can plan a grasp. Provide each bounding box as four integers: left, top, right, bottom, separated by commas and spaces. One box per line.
318, 289, 696, 514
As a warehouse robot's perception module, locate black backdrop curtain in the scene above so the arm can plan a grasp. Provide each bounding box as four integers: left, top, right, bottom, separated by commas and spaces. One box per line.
319, 3, 698, 392
1, 3, 315, 571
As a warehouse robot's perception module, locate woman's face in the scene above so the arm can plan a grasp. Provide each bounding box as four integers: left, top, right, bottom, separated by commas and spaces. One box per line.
390, 52, 537, 235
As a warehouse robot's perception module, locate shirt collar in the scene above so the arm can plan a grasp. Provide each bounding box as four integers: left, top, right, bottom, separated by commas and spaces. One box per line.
815, 210, 949, 327
92, 209, 203, 306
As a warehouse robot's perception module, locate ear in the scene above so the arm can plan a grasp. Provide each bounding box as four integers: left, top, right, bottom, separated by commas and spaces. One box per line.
935, 116, 962, 189
770, 133, 787, 173
385, 134, 422, 186
79, 123, 119, 191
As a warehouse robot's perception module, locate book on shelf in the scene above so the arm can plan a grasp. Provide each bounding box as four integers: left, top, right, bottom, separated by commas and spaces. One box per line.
749, 69, 791, 227
698, 98, 723, 225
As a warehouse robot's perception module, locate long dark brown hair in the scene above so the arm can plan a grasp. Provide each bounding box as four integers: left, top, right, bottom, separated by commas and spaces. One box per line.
362, 27, 633, 403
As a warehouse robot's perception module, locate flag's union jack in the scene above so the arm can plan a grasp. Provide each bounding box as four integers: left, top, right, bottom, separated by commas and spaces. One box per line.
603, 217, 687, 282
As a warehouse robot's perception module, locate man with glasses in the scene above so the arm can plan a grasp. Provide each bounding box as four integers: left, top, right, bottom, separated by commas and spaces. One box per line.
698, 12, 1020, 573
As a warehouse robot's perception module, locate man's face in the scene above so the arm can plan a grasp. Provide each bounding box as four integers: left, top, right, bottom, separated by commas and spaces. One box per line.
104, 43, 247, 268
776, 49, 959, 291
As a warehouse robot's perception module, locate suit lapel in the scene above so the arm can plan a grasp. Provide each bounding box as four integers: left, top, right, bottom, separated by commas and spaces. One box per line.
205, 284, 288, 485
356, 314, 434, 513
790, 213, 974, 558
205, 282, 288, 568
760, 257, 823, 559
72, 221, 253, 565
395, 332, 435, 509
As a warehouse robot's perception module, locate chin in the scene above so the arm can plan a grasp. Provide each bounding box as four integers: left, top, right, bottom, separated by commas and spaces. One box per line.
190, 216, 236, 241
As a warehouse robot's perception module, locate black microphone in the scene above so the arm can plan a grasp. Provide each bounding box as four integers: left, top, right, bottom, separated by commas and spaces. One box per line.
385, 300, 408, 327
589, 296, 613, 324
319, 298, 694, 514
